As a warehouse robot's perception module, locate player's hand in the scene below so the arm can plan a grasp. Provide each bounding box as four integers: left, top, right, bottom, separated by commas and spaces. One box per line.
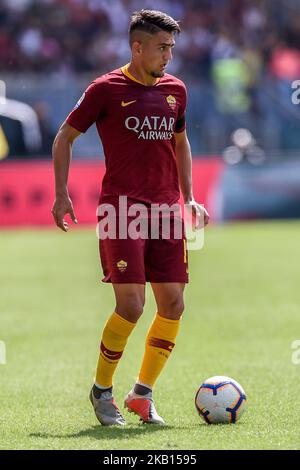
185, 200, 210, 230
51, 195, 78, 232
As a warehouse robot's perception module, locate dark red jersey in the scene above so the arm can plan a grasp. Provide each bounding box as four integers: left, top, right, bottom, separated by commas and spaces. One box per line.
66, 64, 187, 206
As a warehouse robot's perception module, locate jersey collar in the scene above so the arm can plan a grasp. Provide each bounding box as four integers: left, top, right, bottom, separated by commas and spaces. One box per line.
121, 63, 161, 86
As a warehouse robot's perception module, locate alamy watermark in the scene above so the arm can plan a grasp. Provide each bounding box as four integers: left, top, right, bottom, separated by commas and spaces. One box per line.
95, 196, 206, 250
291, 80, 300, 104
291, 340, 300, 365
0, 341, 6, 365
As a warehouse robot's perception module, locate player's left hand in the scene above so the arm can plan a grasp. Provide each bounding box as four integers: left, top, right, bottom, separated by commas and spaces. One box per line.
185, 200, 210, 230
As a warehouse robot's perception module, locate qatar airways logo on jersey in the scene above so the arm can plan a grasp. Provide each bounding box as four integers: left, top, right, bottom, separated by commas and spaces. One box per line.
125, 115, 175, 140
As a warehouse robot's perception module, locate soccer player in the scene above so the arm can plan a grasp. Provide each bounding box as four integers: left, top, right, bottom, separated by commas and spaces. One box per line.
51, 9, 209, 426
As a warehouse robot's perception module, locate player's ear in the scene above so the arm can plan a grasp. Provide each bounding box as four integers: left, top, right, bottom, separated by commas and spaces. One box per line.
132, 40, 142, 55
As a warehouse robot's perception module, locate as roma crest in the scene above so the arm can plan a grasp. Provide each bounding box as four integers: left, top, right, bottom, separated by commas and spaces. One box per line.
166, 95, 176, 110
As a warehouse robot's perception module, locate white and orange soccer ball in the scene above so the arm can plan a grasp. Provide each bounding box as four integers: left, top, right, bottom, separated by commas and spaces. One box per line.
195, 376, 247, 424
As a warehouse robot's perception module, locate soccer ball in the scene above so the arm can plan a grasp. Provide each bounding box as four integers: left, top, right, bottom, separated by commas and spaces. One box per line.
195, 376, 246, 424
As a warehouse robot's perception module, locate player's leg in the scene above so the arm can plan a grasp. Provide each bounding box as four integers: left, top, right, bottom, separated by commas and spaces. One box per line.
94, 283, 145, 388
90, 283, 145, 426
124, 282, 184, 424
124, 219, 188, 424
137, 281, 185, 385
91, 229, 147, 426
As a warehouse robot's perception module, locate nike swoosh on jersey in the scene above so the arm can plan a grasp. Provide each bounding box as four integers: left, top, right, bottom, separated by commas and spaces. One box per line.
121, 100, 137, 107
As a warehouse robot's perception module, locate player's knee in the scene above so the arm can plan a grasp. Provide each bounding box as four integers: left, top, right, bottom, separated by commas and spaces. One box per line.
116, 293, 144, 322
159, 297, 185, 320
170, 298, 185, 319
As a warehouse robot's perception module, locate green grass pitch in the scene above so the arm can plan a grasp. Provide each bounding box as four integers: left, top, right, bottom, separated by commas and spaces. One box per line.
0, 222, 300, 450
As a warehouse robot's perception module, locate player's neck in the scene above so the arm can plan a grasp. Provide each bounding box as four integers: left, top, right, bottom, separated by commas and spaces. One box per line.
127, 62, 160, 86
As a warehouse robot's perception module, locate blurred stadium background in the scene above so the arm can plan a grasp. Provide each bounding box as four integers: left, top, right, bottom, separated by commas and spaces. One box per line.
1, 0, 300, 224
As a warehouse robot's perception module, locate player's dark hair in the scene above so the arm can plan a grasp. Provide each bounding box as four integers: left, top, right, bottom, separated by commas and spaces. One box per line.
129, 10, 181, 46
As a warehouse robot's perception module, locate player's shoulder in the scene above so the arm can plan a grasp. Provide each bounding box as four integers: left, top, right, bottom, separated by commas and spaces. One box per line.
160, 73, 187, 92
91, 68, 124, 87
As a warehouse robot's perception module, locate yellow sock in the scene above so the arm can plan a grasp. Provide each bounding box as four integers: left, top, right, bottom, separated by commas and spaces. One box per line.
138, 313, 181, 388
95, 311, 136, 388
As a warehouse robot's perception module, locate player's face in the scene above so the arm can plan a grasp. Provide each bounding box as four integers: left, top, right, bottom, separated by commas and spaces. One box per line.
141, 31, 175, 78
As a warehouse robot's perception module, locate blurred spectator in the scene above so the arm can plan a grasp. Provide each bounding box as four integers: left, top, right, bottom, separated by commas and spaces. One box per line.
269, 43, 300, 81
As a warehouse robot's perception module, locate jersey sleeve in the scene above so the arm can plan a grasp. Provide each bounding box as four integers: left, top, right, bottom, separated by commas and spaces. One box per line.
66, 79, 107, 133
175, 82, 187, 133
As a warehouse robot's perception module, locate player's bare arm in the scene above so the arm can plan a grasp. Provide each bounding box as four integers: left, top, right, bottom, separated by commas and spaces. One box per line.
51, 122, 81, 232
175, 130, 210, 228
